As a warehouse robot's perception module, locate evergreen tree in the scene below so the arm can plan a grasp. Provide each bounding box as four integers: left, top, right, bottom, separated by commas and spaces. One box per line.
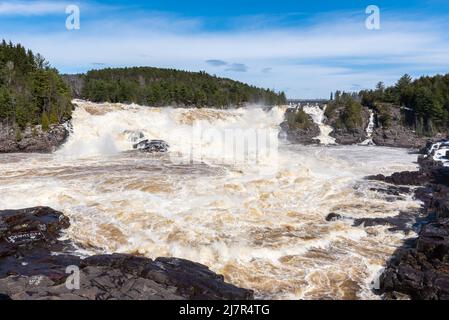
358, 73, 449, 134
41, 113, 50, 131
0, 40, 72, 129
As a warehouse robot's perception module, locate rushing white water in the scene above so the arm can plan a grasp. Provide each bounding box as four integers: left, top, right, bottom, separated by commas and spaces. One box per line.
302, 104, 336, 145
361, 110, 375, 146
0, 101, 422, 300
429, 141, 449, 166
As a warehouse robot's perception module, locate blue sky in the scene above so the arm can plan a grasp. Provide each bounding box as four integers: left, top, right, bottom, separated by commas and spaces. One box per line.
1, 0, 449, 98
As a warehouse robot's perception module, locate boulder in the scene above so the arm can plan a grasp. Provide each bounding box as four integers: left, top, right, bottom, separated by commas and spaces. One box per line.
133, 139, 169, 153
368, 171, 429, 186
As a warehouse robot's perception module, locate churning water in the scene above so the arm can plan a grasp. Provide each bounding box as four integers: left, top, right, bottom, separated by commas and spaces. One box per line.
0, 101, 421, 299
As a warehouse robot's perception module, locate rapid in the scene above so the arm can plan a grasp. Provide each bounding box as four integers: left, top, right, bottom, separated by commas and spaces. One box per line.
0, 101, 421, 299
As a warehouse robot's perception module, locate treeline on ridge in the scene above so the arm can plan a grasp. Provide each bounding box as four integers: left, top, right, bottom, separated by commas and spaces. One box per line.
327, 73, 449, 135
0, 40, 72, 131
359, 74, 449, 134
71, 67, 287, 107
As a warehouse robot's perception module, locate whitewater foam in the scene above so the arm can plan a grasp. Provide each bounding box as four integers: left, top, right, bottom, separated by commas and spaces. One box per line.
0, 101, 422, 300
302, 104, 336, 145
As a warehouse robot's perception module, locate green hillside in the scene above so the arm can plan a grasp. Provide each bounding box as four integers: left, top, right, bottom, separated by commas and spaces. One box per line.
71, 67, 286, 107
0, 40, 72, 130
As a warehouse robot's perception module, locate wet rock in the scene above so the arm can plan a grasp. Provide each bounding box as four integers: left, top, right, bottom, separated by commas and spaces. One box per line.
416, 220, 449, 261
0, 207, 69, 249
369, 185, 411, 198
368, 171, 428, 186
280, 109, 320, 145
378, 155, 449, 300
353, 212, 416, 233
0, 124, 69, 153
133, 139, 169, 153
371, 107, 445, 149
325, 213, 342, 222
82, 254, 253, 300
0, 207, 253, 300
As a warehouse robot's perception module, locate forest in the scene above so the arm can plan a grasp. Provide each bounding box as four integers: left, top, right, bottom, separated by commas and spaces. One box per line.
0, 40, 73, 131
327, 73, 449, 135
359, 74, 449, 134
75, 67, 287, 107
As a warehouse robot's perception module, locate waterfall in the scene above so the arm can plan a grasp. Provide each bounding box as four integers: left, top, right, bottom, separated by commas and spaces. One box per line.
302, 104, 336, 145
361, 110, 375, 145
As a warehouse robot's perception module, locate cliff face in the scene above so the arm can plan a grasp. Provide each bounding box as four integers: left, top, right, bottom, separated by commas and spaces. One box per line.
325, 106, 371, 145
0, 123, 69, 153
372, 106, 446, 149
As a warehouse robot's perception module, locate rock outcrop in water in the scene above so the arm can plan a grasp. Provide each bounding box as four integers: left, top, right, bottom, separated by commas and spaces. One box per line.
133, 139, 170, 153
0, 124, 69, 153
0, 207, 253, 300
369, 142, 449, 299
280, 108, 320, 145
325, 106, 370, 145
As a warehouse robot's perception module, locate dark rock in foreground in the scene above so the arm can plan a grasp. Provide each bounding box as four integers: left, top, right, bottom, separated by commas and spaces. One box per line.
379, 219, 449, 299
0, 124, 69, 153
0, 207, 253, 300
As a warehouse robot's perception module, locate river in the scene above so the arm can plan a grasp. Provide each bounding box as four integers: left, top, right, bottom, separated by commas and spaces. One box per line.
0, 100, 421, 299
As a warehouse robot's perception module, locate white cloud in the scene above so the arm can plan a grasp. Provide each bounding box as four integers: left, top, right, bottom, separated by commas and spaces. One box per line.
2, 8, 449, 98
0, 1, 69, 15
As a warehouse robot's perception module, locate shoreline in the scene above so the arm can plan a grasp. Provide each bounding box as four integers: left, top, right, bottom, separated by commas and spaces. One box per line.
369, 142, 449, 299
0, 207, 254, 300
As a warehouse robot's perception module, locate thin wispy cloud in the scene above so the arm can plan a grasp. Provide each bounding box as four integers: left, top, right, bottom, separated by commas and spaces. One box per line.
262, 67, 272, 73
226, 63, 248, 72
206, 59, 228, 67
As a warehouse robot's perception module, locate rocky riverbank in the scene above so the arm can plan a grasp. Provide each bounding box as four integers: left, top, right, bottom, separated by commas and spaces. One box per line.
367, 141, 449, 299
0, 123, 69, 153
372, 106, 445, 149
0, 207, 253, 300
